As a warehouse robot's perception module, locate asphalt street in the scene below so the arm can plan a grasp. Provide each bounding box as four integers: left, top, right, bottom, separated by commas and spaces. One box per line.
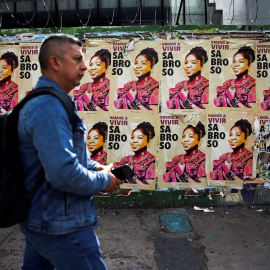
1, 206, 270, 270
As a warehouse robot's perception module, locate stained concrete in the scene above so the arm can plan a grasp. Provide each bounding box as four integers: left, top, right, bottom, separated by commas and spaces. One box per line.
0, 206, 270, 270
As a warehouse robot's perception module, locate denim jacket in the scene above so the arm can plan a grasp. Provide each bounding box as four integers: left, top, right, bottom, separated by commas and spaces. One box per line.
18, 76, 110, 235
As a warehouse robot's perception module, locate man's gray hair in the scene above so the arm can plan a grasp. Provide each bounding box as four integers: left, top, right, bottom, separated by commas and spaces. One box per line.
39, 34, 82, 72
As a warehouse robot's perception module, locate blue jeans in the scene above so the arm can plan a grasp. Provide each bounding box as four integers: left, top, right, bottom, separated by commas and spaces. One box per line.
21, 227, 107, 270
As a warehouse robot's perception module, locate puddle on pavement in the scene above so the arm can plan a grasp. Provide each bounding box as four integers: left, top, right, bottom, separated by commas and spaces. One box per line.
159, 213, 191, 233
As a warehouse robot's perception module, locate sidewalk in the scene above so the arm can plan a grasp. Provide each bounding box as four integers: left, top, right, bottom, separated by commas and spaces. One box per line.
0, 205, 270, 270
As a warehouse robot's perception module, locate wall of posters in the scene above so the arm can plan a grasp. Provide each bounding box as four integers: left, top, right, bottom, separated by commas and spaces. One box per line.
2, 36, 270, 190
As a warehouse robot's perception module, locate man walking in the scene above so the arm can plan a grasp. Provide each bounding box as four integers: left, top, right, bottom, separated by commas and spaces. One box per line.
18, 34, 123, 269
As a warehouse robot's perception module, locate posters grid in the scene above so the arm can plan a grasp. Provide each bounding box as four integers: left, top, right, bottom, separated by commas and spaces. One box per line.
1, 37, 269, 190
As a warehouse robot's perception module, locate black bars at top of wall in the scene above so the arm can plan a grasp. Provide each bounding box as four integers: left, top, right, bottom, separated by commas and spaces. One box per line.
0, 0, 208, 29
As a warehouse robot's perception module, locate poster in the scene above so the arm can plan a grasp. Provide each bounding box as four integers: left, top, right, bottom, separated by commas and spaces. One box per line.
18, 43, 41, 100
0, 45, 19, 113
209, 39, 256, 111
107, 112, 158, 190
78, 111, 109, 165
160, 40, 210, 114
254, 114, 270, 183
72, 40, 113, 112
158, 113, 208, 189
256, 42, 270, 111
110, 40, 160, 114
207, 111, 255, 186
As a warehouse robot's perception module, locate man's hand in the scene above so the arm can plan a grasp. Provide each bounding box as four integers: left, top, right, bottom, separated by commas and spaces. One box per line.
97, 163, 124, 192
94, 164, 106, 171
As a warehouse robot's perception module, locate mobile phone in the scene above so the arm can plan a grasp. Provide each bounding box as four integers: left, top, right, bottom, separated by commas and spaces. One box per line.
112, 165, 136, 181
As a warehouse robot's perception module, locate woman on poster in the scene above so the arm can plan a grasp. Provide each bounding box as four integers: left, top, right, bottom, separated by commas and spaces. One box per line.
163, 122, 206, 183
87, 122, 108, 165
214, 46, 255, 108
114, 48, 159, 110
114, 122, 156, 184
0, 52, 19, 113
166, 47, 209, 110
74, 49, 111, 111
210, 119, 253, 181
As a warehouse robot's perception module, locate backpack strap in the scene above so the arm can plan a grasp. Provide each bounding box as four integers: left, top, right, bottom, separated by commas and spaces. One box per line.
12, 87, 77, 132
12, 87, 78, 198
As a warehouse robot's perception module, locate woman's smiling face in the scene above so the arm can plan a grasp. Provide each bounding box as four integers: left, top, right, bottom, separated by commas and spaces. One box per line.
130, 129, 148, 152
183, 54, 202, 77
231, 53, 249, 76
228, 126, 246, 149
0, 59, 12, 81
87, 129, 104, 152
133, 55, 152, 78
181, 128, 199, 151
88, 56, 106, 79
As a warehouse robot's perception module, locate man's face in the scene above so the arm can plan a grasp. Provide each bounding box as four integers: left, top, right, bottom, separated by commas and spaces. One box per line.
58, 44, 87, 92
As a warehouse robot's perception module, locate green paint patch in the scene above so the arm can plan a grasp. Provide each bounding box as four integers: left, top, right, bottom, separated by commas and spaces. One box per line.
160, 213, 191, 233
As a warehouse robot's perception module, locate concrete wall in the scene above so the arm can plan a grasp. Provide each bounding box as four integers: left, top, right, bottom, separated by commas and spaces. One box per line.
209, 0, 270, 26
95, 185, 270, 209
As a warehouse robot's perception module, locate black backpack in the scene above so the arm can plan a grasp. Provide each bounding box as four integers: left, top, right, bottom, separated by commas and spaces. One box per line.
0, 87, 76, 228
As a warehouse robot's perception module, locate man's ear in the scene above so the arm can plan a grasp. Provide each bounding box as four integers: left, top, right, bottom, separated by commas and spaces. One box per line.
49, 55, 61, 71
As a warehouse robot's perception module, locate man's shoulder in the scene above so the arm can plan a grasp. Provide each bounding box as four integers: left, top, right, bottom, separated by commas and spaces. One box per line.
22, 92, 64, 112
20, 90, 69, 123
